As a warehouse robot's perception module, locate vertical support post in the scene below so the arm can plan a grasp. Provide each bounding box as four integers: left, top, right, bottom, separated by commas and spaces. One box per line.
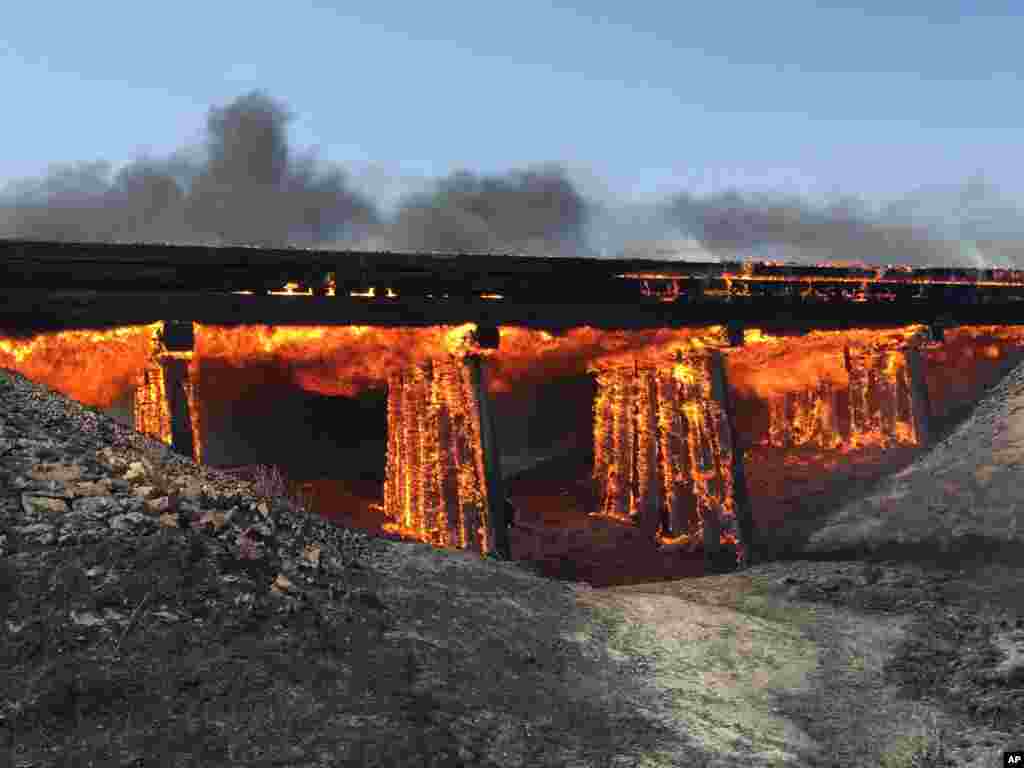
466, 355, 510, 559
636, 368, 661, 538
384, 360, 489, 550
844, 345, 872, 445
162, 357, 196, 461
185, 361, 203, 465
134, 361, 170, 447
707, 349, 754, 568
136, 322, 198, 461
433, 364, 463, 547
904, 345, 932, 447
592, 370, 614, 514
655, 369, 693, 539
608, 367, 634, 521
383, 372, 402, 528
419, 362, 442, 543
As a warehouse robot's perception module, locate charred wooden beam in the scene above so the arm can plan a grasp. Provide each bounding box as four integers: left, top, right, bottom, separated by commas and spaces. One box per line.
904, 345, 932, 446
162, 357, 198, 461
158, 320, 195, 352
7, 290, 1024, 336
725, 319, 744, 346
466, 355, 510, 559
707, 349, 753, 568
133, 324, 200, 461
635, 368, 662, 538
8, 238, 1024, 310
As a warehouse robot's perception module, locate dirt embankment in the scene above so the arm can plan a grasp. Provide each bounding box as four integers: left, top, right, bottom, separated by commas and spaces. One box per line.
2, 364, 1023, 767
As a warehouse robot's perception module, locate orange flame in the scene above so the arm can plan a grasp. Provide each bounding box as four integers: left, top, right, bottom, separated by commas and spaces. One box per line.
0, 324, 159, 407
382, 358, 492, 552
8, 317, 1024, 560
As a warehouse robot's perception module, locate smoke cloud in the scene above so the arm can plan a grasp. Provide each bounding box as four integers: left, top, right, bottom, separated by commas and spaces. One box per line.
0, 91, 378, 247
665, 191, 962, 267
0, 91, 585, 256
379, 166, 588, 256
661, 182, 1024, 268
2, 90, 1023, 267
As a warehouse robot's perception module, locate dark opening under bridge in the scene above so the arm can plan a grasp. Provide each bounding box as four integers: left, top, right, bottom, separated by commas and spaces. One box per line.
4, 237, 1024, 574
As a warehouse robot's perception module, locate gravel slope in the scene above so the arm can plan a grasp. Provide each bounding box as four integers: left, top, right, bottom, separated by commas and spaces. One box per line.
803, 357, 1024, 566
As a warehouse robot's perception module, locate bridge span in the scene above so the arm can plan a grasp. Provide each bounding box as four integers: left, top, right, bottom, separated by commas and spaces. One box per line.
4, 238, 1024, 577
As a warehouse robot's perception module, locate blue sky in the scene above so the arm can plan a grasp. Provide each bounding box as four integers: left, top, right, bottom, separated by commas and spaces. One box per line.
2, 0, 1022, 209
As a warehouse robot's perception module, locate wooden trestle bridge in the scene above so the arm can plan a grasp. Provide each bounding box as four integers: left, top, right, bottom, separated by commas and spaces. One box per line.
4, 237, 1024, 568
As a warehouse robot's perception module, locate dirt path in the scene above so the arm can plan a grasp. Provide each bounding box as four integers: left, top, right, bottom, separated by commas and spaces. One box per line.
570, 558, 1024, 767
368, 537, 1020, 767
566, 569, 936, 767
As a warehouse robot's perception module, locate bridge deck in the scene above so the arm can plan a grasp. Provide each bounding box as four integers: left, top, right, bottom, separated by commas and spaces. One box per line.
4, 238, 1024, 332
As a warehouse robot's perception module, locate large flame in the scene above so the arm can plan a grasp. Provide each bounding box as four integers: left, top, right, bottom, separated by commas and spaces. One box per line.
0, 324, 160, 407
590, 353, 739, 550
382, 358, 491, 551
6, 317, 1024, 560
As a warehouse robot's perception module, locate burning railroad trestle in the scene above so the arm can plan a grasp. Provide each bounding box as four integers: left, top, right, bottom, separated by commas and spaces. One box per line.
116, 318, 946, 569
8, 244, 1024, 577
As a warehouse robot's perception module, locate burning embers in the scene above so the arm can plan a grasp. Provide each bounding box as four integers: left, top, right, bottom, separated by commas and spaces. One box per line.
133, 326, 203, 462
765, 344, 930, 451
591, 351, 741, 551
9, 320, 1024, 571
382, 358, 491, 551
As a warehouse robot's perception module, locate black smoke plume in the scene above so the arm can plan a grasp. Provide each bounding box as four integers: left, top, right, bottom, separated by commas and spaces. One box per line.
3, 89, 1022, 267
381, 166, 588, 256
0, 91, 378, 247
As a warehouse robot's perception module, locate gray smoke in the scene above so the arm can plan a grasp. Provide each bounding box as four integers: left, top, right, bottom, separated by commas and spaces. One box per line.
0, 91, 378, 247
3, 89, 1022, 268
368, 166, 589, 256
665, 190, 961, 267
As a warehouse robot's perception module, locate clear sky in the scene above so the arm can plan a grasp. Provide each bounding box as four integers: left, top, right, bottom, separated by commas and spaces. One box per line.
2, 0, 1022, 208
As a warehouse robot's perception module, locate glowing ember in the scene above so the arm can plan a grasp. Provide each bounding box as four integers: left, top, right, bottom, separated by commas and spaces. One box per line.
131, 336, 203, 461
7, 315, 1024, 563
0, 324, 159, 407
590, 351, 739, 550
193, 323, 495, 398
382, 358, 491, 552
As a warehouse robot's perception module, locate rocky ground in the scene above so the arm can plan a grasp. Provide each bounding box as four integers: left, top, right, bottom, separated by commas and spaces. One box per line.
2, 363, 1024, 766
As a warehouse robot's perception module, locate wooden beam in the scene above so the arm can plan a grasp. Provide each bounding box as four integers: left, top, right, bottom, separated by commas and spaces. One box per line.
8, 291, 1024, 336
636, 368, 661, 538
8, 238, 1024, 309
161, 357, 196, 461
707, 349, 754, 568
904, 345, 932, 447
465, 355, 510, 559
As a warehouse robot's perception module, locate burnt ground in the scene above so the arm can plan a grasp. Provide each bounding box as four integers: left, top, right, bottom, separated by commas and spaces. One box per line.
2, 360, 1024, 767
